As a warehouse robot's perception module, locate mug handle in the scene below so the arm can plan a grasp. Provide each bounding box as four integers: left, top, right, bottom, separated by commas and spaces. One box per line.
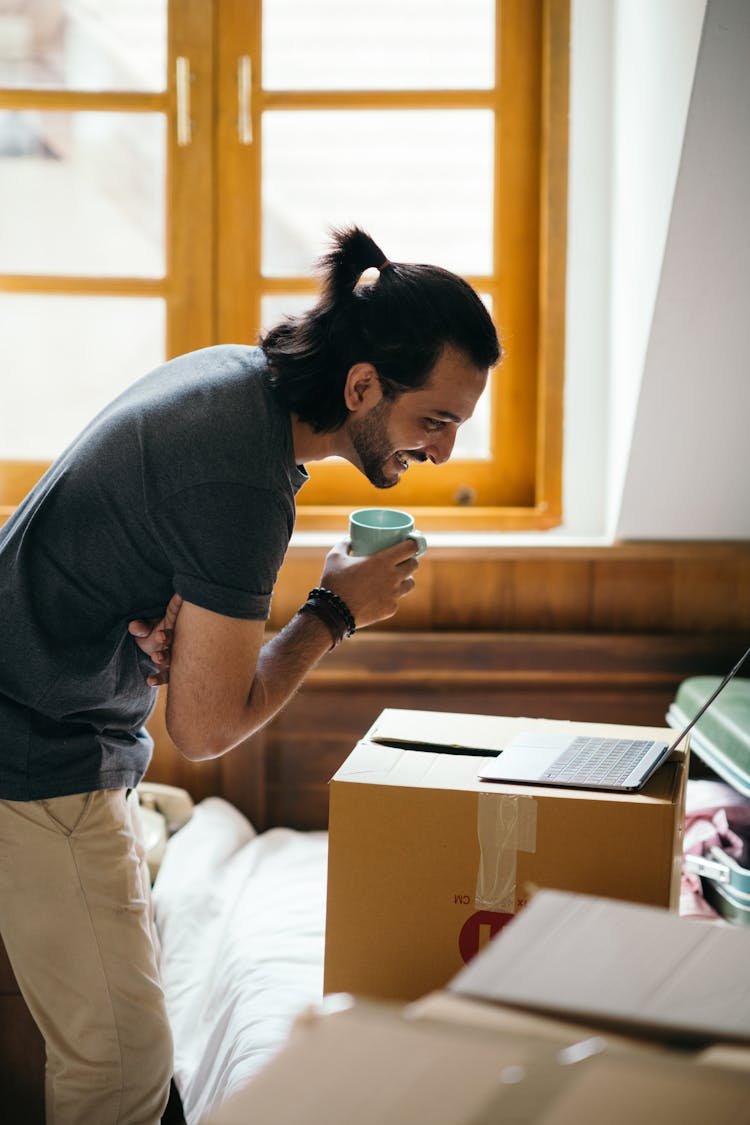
409, 530, 427, 558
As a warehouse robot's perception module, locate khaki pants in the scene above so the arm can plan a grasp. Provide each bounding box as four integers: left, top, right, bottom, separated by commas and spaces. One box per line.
0, 788, 173, 1125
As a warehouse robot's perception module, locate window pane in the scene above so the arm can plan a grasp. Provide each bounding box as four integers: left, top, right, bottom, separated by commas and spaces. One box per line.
262, 110, 493, 277
260, 293, 316, 333
0, 110, 165, 276
0, 1, 167, 91
452, 375, 492, 460
263, 0, 494, 91
453, 292, 493, 460
0, 294, 165, 459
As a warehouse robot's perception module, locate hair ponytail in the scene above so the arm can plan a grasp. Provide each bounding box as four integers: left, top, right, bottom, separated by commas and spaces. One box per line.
318, 227, 388, 308
260, 226, 500, 433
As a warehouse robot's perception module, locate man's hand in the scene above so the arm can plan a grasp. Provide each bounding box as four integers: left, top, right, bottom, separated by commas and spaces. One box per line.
128, 593, 183, 686
319, 538, 420, 630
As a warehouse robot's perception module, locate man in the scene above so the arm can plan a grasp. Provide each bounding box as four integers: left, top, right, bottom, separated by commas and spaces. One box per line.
0, 227, 500, 1124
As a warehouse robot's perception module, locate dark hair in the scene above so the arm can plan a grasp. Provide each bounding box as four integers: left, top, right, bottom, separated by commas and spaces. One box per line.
259, 226, 501, 433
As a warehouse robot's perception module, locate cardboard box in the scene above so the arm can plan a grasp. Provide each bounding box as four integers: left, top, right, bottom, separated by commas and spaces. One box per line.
413, 987, 750, 1069
324, 709, 687, 1001
450, 888, 750, 1045
207, 892, 750, 1124
204, 996, 750, 1125
449, 886, 750, 1044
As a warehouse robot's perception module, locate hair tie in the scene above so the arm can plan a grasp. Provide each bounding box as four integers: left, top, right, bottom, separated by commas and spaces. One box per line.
379, 259, 393, 274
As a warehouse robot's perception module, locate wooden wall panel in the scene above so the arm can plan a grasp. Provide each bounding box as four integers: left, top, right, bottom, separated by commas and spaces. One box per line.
143, 543, 750, 828
145, 629, 745, 832
482, 558, 593, 630
672, 556, 750, 632
267, 542, 750, 634
258, 631, 743, 831
590, 559, 675, 632
145, 692, 224, 804
0, 939, 45, 1125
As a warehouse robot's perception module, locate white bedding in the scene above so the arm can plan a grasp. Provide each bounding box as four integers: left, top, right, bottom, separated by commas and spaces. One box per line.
152, 798, 328, 1125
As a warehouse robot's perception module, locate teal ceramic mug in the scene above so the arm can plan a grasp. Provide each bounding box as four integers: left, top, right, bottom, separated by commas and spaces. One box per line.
349, 508, 427, 558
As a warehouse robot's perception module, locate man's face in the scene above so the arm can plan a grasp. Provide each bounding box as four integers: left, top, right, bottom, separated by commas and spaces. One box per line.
347, 345, 488, 489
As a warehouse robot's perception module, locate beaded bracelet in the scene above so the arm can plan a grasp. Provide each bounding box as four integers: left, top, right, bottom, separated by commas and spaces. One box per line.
298, 587, 356, 649
309, 588, 356, 636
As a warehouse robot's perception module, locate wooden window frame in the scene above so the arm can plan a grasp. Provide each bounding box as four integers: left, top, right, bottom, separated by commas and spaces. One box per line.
1, 1, 568, 536
0, 0, 214, 353
0, 0, 212, 518
217, 0, 570, 532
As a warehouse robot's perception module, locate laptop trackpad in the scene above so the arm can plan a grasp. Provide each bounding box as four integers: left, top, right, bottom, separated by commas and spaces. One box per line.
479, 732, 570, 782
504, 731, 573, 752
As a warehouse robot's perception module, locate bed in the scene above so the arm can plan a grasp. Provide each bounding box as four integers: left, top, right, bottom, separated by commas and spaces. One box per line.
152, 798, 328, 1125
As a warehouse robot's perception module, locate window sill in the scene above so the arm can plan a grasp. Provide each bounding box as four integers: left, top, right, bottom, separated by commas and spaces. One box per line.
291, 528, 614, 551
289, 529, 750, 558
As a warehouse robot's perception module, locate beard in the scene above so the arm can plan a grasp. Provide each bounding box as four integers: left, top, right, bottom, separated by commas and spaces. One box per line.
348, 396, 400, 489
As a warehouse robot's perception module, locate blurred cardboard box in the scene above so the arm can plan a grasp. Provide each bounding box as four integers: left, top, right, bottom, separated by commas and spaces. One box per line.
207, 891, 750, 1125
324, 709, 687, 1001
204, 996, 750, 1125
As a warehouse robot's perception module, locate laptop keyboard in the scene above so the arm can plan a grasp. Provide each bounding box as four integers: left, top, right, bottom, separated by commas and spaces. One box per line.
541, 736, 655, 787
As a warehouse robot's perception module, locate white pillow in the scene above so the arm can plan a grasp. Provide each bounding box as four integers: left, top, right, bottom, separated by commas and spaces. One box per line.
152, 798, 328, 1125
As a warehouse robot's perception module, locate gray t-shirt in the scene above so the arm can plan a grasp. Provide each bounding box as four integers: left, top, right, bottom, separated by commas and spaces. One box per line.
0, 345, 307, 800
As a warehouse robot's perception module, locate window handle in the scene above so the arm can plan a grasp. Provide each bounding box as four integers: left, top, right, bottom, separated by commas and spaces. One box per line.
176, 56, 192, 146
238, 55, 253, 144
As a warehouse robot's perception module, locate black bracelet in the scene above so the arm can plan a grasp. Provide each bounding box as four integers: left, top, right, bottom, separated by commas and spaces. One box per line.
298, 597, 345, 649
298, 587, 356, 650
308, 588, 356, 637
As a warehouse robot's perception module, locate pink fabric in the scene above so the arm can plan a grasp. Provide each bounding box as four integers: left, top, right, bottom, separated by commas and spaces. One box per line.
680, 781, 750, 920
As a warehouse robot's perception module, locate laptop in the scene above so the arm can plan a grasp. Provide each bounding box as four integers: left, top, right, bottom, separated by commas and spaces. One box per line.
478, 644, 750, 793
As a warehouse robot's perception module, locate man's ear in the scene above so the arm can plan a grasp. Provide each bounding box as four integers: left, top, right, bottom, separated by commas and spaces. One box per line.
343, 362, 381, 413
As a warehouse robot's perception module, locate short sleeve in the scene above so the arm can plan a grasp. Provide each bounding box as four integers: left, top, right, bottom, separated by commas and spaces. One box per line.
148, 482, 293, 619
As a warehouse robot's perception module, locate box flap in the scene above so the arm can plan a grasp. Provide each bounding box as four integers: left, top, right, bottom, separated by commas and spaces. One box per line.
407, 991, 644, 1051
449, 890, 750, 1044
366, 708, 507, 754
333, 711, 684, 800
330, 737, 492, 792
206, 999, 750, 1125
365, 708, 685, 760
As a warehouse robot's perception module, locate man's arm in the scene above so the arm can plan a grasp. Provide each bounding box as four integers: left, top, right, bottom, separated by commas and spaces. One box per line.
165, 538, 419, 760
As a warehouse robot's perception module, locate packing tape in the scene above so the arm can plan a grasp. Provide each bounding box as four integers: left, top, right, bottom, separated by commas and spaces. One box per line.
475, 792, 538, 913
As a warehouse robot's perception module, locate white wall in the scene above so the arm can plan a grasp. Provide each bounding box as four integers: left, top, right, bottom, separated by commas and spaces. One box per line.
607, 0, 706, 538
615, 0, 750, 539
562, 0, 705, 538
